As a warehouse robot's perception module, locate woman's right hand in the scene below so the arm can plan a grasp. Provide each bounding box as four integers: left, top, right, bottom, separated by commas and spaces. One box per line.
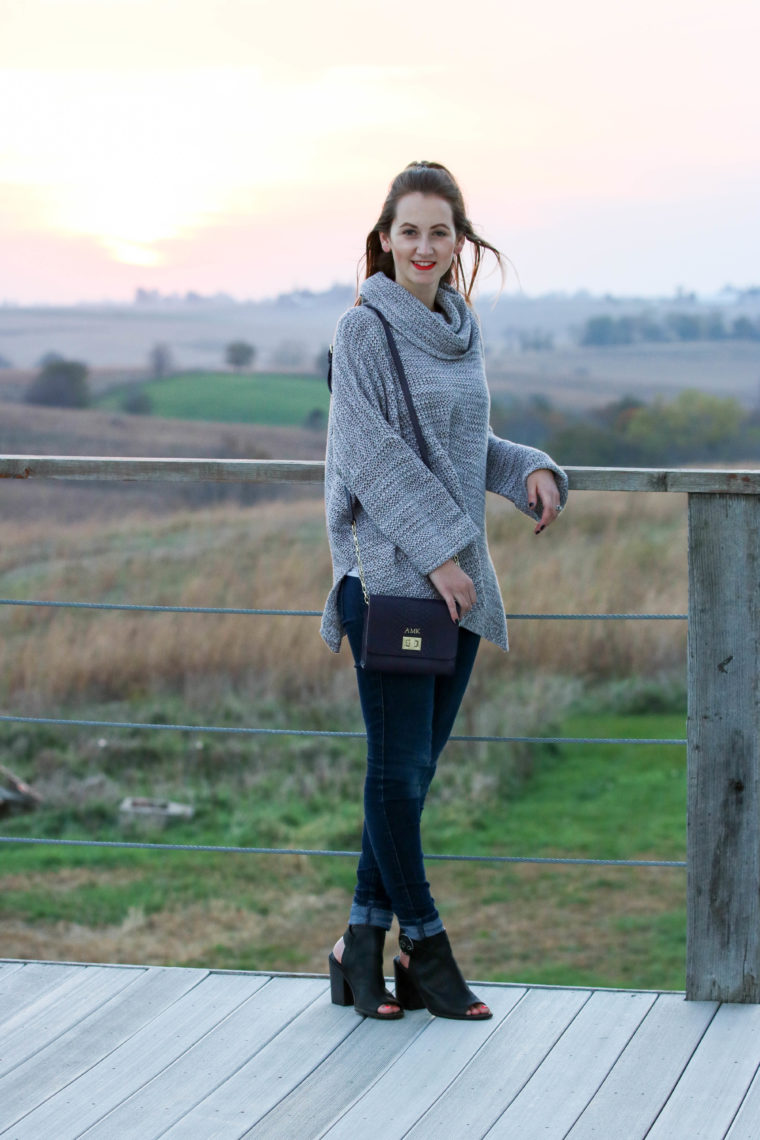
429, 559, 477, 623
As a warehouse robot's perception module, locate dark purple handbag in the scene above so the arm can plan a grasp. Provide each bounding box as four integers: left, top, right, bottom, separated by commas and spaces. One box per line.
349, 305, 460, 676
360, 593, 459, 675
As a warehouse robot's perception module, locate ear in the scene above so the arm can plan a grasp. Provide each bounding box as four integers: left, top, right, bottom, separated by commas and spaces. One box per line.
454, 233, 466, 256
379, 232, 392, 253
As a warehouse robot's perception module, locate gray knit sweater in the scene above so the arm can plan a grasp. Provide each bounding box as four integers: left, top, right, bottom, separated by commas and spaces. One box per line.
320, 272, 568, 653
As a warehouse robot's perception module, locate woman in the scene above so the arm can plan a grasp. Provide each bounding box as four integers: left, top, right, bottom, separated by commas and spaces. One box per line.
321, 161, 568, 1021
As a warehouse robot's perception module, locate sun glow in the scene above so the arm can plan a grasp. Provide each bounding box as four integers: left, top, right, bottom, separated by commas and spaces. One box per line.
1, 70, 243, 263
102, 239, 163, 267
53, 174, 219, 266
1, 64, 443, 269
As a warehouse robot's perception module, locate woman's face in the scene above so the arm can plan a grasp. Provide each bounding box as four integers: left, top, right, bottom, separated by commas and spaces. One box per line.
379, 193, 465, 307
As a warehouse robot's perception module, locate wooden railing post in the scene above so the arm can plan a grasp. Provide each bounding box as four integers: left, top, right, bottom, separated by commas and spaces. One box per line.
687, 492, 760, 1001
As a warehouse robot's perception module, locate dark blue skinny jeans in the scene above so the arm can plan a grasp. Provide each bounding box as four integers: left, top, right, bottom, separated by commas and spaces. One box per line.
339, 575, 480, 941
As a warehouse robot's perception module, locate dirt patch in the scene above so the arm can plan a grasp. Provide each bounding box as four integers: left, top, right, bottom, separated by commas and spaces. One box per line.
1, 861, 686, 989
0, 890, 348, 970
0, 867, 145, 893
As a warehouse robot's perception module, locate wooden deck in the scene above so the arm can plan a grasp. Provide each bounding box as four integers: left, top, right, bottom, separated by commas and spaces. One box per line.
2, 960, 760, 1138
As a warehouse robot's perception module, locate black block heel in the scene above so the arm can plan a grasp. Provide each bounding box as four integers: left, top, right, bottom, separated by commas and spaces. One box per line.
393, 930, 492, 1021
328, 925, 403, 1020
329, 955, 354, 1006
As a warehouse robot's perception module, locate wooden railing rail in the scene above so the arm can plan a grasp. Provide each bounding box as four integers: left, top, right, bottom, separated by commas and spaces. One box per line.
1, 455, 760, 494
1, 455, 759, 1002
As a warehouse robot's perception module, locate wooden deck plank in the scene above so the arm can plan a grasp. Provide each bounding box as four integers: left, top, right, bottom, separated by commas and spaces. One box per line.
160, 991, 394, 1140
0, 965, 142, 1076
5, 963, 760, 1140
5, 970, 262, 1140
321, 986, 526, 1139
484, 990, 657, 1139
0, 966, 207, 1131
0, 962, 84, 1021
405, 986, 591, 1139
646, 1002, 760, 1139
243, 1001, 429, 1140
81, 976, 328, 1140
0, 962, 25, 982
565, 994, 718, 1139
723, 1062, 760, 1138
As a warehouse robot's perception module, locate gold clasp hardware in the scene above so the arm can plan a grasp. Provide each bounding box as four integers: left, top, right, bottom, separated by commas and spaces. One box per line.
402, 636, 422, 651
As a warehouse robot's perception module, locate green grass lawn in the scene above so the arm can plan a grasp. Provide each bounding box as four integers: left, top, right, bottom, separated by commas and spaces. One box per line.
0, 708, 687, 990
98, 371, 330, 427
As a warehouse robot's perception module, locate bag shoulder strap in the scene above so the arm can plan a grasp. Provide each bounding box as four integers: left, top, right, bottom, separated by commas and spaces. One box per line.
361, 303, 430, 467
336, 303, 432, 522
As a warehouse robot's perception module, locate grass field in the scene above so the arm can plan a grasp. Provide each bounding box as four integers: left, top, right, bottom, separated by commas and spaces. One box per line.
0, 485, 690, 989
97, 371, 330, 427
0, 708, 686, 989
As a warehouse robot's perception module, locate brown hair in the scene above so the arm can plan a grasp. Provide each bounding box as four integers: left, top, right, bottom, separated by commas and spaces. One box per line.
360, 161, 504, 304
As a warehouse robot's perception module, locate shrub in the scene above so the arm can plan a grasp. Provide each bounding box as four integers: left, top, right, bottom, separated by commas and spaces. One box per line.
120, 387, 152, 415
225, 341, 256, 370
25, 360, 90, 408
148, 344, 173, 378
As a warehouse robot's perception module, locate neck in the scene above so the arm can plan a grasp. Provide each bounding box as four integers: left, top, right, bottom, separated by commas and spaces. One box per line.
402, 281, 438, 310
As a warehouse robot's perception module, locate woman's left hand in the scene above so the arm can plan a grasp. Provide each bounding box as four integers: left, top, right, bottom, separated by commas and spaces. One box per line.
527, 468, 564, 535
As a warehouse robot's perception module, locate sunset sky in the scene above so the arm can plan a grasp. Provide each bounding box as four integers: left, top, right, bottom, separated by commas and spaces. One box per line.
2, 0, 758, 303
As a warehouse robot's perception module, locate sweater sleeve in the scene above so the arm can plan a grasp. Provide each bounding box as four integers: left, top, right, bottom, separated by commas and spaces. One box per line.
329, 310, 481, 575
486, 427, 569, 517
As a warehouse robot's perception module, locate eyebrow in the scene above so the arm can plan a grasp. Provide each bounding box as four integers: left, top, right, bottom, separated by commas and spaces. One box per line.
397, 220, 453, 229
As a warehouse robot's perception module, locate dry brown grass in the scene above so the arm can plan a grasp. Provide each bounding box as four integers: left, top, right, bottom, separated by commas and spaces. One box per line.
0, 488, 687, 710
2, 860, 685, 990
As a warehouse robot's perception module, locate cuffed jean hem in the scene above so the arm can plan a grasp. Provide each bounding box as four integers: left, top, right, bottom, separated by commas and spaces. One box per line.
399, 916, 445, 941
348, 904, 394, 931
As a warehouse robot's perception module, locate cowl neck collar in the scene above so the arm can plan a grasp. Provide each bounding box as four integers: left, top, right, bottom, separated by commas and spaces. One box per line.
360, 272, 475, 360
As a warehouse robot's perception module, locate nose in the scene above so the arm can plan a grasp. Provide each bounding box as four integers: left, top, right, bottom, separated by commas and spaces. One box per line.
416, 235, 433, 255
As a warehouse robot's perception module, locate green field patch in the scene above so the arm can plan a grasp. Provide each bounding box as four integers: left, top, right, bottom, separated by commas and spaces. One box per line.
0, 708, 688, 989
98, 371, 330, 427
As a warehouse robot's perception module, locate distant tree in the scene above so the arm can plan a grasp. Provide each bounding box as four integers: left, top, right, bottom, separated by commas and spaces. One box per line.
580, 316, 614, 346
623, 390, 744, 462
666, 312, 702, 341
225, 341, 256, 371
518, 329, 554, 351
594, 395, 645, 432
489, 394, 559, 450
148, 343, 173, 378
303, 407, 327, 432
704, 311, 727, 340
580, 316, 634, 346
37, 351, 64, 368
638, 315, 668, 342
135, 287, 160, 305
25, 359, 90, 408
732, 317, 760, 341
121, 387, 152, 415
546, 422, 640, 466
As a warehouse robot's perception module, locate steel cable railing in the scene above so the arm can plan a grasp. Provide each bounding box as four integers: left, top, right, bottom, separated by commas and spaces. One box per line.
0, 835, 685, 868
0, 596, 687, 870
0, 598, 688, 620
